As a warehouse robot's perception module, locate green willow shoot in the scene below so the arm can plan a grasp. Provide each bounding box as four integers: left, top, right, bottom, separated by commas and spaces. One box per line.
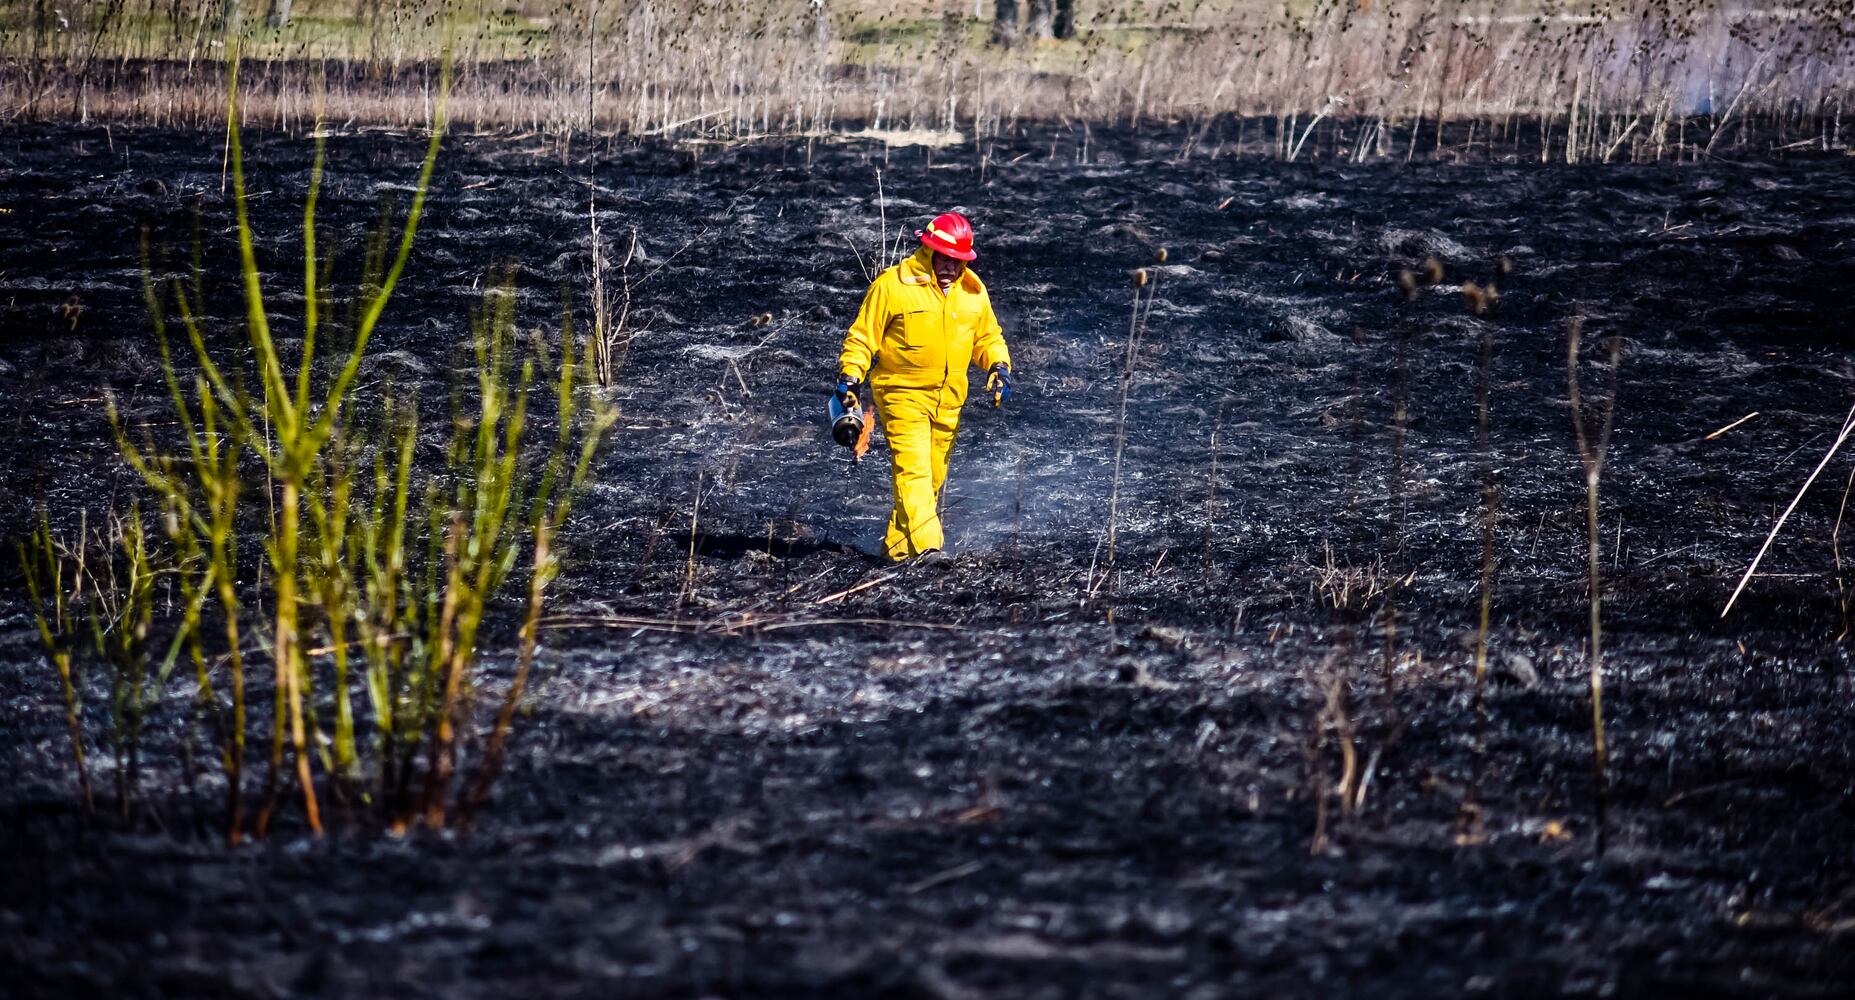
114, 39, 452, 839
17, 515, 97, 815
102, 34, 611, 840
88, 508, 158, 820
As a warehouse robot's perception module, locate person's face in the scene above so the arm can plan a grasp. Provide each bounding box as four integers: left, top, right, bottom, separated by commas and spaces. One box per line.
930, 251, 966, 285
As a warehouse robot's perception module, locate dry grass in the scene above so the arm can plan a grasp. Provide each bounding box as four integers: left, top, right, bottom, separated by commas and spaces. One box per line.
4, 1, 1849, 157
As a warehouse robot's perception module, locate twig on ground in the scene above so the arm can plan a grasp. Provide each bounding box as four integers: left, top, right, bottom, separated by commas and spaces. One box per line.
1704, 412, 1759, 440
538, 613, 969, 635
904, 861, 986, 894
816, 572, 899, 605
1723, 402, 1855, 618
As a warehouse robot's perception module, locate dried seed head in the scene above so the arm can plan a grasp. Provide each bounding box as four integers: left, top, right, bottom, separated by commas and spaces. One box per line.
1155, 248, 1169, 264
1462, 281, 1488, 316
748, 312, 772, 327
1133, 268, 1149, 287
1397, 269, 1418, 301
1422, 257, 1445, 285
1495, 254, 1514, 278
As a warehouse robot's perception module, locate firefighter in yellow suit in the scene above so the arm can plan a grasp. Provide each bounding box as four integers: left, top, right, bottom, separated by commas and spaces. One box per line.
836, 212, 1013, 562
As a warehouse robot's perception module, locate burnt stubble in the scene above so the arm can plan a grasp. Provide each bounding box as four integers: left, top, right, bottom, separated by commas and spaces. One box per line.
1, 123, 1852, 998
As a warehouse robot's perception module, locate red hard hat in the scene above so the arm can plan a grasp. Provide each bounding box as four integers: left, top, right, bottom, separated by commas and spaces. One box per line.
917, 212, 977, 261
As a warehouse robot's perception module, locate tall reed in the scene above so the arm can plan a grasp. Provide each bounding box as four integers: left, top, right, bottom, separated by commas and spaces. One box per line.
1566, 316, 1621, 857
1101, 255, 1162, 627
1459, 261, 1508, 843
1463, 272, 1504, 701
1381, 261, 1438, 730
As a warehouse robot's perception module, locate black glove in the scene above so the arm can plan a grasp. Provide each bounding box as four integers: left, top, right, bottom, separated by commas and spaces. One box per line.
985, 363, 1013, 407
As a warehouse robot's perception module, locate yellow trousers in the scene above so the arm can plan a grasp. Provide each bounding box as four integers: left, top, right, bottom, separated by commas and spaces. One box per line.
873, 386, 962, 561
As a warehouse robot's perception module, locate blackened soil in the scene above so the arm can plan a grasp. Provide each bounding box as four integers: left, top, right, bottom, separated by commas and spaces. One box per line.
2, 123, 1854, 998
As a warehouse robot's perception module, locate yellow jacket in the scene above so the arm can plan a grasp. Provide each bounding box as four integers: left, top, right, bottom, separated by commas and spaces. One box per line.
839, 246, 1010, 401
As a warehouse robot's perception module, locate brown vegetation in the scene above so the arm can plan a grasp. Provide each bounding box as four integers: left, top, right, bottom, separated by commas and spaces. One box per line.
3, 1, 1850, 159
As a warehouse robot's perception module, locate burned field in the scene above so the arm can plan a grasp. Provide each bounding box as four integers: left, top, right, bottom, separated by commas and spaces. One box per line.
2, 124, 1854, 996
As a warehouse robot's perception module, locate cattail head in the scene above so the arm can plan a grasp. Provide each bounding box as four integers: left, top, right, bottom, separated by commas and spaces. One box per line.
747, 312, 772, 328
1495, 254, 1514, 278
1155, 248, 1168, 264
1133, 268, 1149, 287
1422, 257, 1445, 285
1397, 269, 1418, 301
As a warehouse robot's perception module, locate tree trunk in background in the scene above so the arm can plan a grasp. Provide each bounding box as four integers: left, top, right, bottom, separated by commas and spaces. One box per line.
1053, 0, 1075, 39
991, 0, 1019, 47
1026, 0, 1053, 39
220, 0, 244, 33
267, 0, 294, 27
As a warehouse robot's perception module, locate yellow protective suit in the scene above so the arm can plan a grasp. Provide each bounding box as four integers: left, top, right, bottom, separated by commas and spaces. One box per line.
839, 246, 1011, 561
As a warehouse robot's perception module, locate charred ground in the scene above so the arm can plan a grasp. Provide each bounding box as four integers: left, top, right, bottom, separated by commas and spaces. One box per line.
1, 123, 1853, 997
